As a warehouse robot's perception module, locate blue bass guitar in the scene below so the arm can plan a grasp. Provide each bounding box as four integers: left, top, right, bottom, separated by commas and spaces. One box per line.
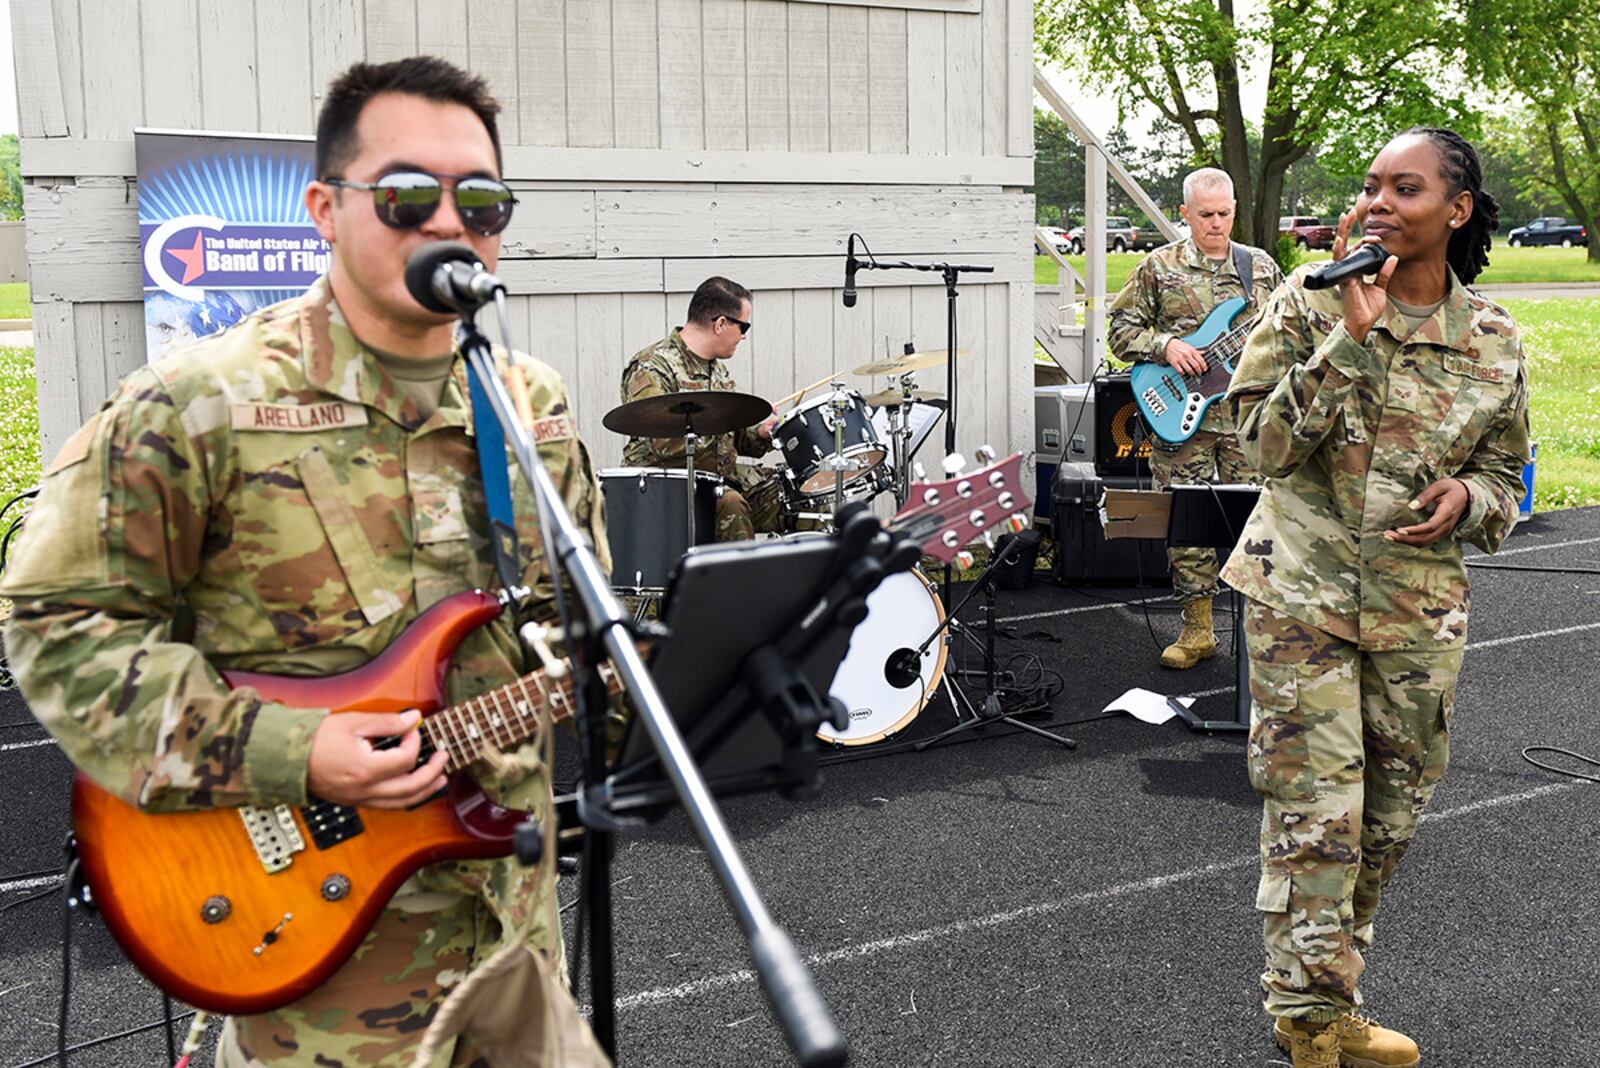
1129, 296, 1254, 444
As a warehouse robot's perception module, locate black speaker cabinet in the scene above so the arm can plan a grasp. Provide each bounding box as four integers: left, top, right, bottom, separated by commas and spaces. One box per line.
1093, 373, 1154, 479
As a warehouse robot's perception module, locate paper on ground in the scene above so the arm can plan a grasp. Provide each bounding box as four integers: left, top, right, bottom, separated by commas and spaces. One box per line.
1104, 687, 1195, 725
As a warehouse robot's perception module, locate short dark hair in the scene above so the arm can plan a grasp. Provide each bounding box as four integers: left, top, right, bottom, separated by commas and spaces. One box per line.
686, 277, 752, 326
1401, 127, 1500, 285
315, 56, 504, 180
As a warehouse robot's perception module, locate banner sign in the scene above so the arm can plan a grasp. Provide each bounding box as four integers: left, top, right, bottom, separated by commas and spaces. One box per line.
136, 130, 328, 361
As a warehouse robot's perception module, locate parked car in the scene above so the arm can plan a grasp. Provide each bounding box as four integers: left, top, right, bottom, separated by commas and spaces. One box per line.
1506, 217, 1589, 247
1066, 225, 1086, 253
1279, 216, 1336, 250
1104, 217, 1167, 252
1038, 226, 1072, 254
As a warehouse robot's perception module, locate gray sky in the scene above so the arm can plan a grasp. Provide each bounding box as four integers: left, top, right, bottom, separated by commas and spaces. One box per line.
0, 5, 16, 136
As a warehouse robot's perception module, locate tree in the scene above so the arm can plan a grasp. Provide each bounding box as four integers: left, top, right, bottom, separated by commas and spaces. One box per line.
1480, 109, 1574, 232
1468, 0, 1600, 262
1035, 0, 1477, 247
0, 136, 21, 221
1033, 109, 1085, 226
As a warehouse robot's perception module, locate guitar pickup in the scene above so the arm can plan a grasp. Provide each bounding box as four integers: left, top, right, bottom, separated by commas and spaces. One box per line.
1141, 388, 1168, 417
299, 800, 366, 850
239, 804, 307, 874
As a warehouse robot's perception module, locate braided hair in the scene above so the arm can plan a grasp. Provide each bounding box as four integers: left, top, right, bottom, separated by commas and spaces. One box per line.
1401, 127, 1500, 284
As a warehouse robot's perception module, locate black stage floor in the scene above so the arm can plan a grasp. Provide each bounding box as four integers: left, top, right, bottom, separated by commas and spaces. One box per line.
2, 506, 1597, 1068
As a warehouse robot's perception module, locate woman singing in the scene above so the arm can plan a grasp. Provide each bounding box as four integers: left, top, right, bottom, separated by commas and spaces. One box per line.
1221, 128, 1531, 1068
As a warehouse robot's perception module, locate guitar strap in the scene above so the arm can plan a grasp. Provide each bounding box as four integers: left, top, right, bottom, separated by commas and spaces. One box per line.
1231, 242, 1255, 305
468, 362, 525, 592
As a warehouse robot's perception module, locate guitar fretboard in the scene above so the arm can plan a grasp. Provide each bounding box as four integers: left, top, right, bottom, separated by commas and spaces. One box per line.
420, 665, 620, 773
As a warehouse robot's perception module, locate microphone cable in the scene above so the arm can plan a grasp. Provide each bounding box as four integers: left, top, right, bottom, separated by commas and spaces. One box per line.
1520, 747, 1600, 784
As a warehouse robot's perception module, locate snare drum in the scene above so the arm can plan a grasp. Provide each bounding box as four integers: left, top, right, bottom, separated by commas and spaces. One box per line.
599, 467, 722, 593
774, 390, 886, 496
817, 567, 947, 746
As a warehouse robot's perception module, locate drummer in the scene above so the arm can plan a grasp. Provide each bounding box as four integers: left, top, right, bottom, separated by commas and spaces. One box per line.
620, 276, 782, 540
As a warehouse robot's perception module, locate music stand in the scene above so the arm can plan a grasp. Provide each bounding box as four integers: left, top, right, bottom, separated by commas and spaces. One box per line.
1165, 483, 1260, 732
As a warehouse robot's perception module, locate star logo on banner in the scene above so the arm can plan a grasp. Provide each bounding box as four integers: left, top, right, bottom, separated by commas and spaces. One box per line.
165, 231, 207, 285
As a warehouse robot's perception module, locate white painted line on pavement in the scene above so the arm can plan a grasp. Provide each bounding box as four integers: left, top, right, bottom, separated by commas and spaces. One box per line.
1492, 534, 1600, 557
0, 737, 55, 754
997, 599, 1155, 623
0, 874, 62, 894
612, 780, 1585, 1012
1467, 620, 1600, 651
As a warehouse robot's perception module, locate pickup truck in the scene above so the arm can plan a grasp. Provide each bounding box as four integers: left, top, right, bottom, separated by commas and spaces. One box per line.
1059, 219, 1171, 253
1279, 216, 1336, 250
1506, 217, 1589, 247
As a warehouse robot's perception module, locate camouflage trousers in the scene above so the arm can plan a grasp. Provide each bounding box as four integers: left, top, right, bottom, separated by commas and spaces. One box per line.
715, 474, 783, 541
1244, 601, 1458, 1023
216, 896, 599, 1068
1150, 420, 1257, 604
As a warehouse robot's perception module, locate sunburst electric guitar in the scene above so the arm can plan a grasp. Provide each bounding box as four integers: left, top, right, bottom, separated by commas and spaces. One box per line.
1129, 296, 1255, 444
70, 452, 1031, 1015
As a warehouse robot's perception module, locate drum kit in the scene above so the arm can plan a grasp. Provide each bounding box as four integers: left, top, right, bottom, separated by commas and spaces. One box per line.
598, 346, 966, 747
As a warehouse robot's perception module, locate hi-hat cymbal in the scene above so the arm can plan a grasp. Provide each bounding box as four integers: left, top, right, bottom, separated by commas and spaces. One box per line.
602, 390, 771, 438
852, 348, 969, 377
863, 387, 946, 408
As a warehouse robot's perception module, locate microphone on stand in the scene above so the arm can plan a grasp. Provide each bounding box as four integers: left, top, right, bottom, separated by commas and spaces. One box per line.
404, 241, 507, 314
842, 234, 858, 308
1302, 241, 1392, 290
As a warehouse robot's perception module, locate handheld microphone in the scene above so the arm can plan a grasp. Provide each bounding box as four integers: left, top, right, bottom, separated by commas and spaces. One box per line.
404, 241, 506, 314
1302, 241, 1392, 291
842, 234, 858, 308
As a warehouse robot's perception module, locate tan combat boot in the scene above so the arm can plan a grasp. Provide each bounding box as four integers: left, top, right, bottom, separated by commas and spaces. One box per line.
1274, 1013, 1420, 1068
1159, 596, 1217, 669
1274, 1018, 1341, 1068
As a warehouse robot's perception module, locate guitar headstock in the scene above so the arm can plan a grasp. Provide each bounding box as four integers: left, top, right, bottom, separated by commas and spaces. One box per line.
889, 447, 1033, 565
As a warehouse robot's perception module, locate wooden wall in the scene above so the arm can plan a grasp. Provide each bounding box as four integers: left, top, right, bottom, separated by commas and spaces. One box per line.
12, 0, 1036, 471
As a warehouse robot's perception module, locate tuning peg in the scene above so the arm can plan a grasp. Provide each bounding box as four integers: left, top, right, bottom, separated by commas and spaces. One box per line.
976, 445, 997, 464
912, 462, 928, 483
982, 530, 996, 550
519, 622, 569, 679
942, 453, 967, 476
954, 550, 976, 571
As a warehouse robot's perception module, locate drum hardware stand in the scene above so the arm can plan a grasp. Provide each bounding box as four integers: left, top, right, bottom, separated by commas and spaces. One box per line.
910, 528, 1077, 751
682, 414, 702, 548
445, 267, 845, 1066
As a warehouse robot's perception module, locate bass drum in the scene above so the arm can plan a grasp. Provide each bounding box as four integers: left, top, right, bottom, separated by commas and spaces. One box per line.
817, 567, 947, 746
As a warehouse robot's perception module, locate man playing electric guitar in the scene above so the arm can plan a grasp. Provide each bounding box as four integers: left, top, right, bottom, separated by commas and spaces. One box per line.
1108, 168, 1282, 670
2, 57, 610, 1067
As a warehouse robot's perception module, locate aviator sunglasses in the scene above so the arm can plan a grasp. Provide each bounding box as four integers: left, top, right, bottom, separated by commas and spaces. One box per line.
322, 170, 519, 236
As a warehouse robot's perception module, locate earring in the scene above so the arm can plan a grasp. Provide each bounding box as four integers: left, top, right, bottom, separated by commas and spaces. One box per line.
1449, 219, 1461, 228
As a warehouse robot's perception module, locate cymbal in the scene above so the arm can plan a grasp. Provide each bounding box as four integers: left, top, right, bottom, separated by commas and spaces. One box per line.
602, 390, 771, 438
851, 348, 969, 377
863, 387, 946, 408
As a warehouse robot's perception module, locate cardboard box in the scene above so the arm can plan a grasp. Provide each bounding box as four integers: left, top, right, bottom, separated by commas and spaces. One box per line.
1103, 488, 1171, 540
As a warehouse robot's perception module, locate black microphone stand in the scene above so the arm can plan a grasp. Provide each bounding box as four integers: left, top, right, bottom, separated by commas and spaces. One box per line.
455, 290, 847, 1068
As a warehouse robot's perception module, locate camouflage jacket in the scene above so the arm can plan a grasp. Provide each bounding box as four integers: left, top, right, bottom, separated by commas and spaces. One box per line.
1, 277, 610, 949
1221, 267, 1530, 651
619, 329, 769, 482
1108, 239, 1283, 433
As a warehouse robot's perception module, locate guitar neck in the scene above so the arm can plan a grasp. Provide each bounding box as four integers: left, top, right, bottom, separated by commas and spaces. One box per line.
420, 663, 620, 773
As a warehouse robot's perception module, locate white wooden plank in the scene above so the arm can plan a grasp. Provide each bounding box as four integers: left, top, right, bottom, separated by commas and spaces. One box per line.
259, 0, 315, 134
50, 0, 85, 137
833, 286, 874, 393
70, 303, 104, 421
787, 0, 979, 10
828, 6, 869, 154
494, 259, 664, 296
310, 0, 365, 120
745, 1, 788, 151
747, 289, 793, 410
101, 301, 145, 393
418, 0, 469, 65
517, 0, 567, 147
612, 0, 661, 149
702, 0, 747, 152
980, 0, 1006, 157
527, 293, 579, 391
1007, 0, 1031, 157
23, 182, 139, 268
905, 12, 945, 156
11, 0, 68, 136
658, 0, 704, 150
498, 190, 597, 259
597, 189, 1033, 257
661, 253, 1030, 292
1005, 279, 1031, 458
620, 292, 669, 363
791, 288, 835, 387
32, 300, 79, 463
787, 2, 829, 153
945, 10, 983, 157
199, 0, 263, 131
866, 284, 912, 400
28, 263, 140, 303
467, 0, 522, 145
565, 0, 615, 148
141, 0, 204, 129
867, 9, 907, 155
364, 0, 418, 61
573, 292, 623, 471
80, 0, 142, 140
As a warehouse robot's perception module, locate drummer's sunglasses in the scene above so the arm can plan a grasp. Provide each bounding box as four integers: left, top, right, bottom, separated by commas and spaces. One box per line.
722, 315, 752, 335
322, 171, 518, 237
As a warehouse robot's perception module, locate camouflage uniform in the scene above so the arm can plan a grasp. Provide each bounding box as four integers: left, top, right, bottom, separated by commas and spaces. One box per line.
0, 278, 611, 1067
1221, 266, 1530, 1022
620, 329, 780, 541
1108, 238, 1282, 602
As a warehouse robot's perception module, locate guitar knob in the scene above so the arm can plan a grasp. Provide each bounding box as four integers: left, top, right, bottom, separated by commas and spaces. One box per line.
320, 874, 352, 902
200, 895, 232, 925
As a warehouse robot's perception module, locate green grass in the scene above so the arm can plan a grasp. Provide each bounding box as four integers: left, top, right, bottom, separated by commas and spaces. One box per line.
0, 282, 29, 320
0, 344, 39, 512
1501, 297, 1600, 512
